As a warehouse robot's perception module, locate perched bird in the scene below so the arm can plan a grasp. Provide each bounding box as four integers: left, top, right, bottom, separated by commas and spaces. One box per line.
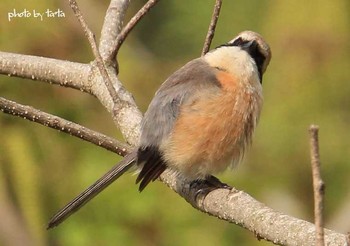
47, 30, 271, 229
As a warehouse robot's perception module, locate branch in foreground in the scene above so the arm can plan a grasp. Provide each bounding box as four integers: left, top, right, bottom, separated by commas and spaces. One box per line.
309, 125, 325, 246
69, 0, 120, 105
99, 0, 131, 65
0, 51, 142, 145
0, 97, 131, 156
0, 51, 91, 93
202, 0, 223, 56
108, 0, 160, 61
159, 171, 347, 246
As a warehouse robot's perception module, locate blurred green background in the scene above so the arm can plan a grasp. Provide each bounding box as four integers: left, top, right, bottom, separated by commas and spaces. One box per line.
1, 0, 350, 245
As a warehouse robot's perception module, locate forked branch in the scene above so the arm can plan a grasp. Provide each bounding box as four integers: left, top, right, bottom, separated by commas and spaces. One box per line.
68, 0, 120, 105
108, 0, 160, 61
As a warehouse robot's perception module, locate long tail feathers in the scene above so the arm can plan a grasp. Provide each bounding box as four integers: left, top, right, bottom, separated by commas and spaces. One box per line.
47, 152, 137, 229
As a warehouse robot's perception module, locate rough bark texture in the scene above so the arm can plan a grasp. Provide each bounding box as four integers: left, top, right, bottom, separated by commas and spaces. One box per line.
160, 171, 347, 246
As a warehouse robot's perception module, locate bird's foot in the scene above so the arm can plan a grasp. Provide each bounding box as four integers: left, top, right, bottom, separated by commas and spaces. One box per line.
190, 175, 231, 202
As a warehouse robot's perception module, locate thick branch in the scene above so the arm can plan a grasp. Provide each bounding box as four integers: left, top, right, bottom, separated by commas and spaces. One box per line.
0, 51, 142, 145
0, 51, 91, 93
99, 0, 131, 66
160, 171, 347, 246
0, 97, 131, 156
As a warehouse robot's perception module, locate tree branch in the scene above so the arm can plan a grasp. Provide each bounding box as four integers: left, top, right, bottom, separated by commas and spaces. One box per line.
160, 171, 346, 246
108, 0, 160, 61
202, 0, 223, 55
0, 97, 132, 156
0, 51, 91, 93
68, 0, 121, 105
99, 0, 131, 67
309, 125, 325, 246
67, 0, 142, 145
1, 93, 346, 244
1, 2, 348, 245
0, 50, 142, 145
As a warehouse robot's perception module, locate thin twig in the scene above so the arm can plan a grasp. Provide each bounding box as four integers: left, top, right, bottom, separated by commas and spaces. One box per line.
108, 0, 160, 60
309, 125, 325, 246
201, 0, 223, 56
68, 0, 120, 104
0, 97, 132, 156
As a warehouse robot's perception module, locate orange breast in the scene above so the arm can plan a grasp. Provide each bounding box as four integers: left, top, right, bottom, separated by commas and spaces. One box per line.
161, 71, 262, 179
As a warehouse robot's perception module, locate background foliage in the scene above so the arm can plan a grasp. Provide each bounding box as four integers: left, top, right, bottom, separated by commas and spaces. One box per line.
0, 0, 349, 245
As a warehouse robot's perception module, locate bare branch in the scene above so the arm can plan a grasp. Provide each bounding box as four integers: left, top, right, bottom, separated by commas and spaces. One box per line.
1, 91, 345, 245
69, 0, 142, 145
0, 51, 91, 93
202, 0, 223, 56
160, 171, 346, 246
68, 0, 120, 105
67, 1, 143, 145
0, 97, 131, 156
99, 0, 131, 66
309, 125, 325, 246
108, 0, 160, 61
1, 3, 346, 245
0, 51, 142, 146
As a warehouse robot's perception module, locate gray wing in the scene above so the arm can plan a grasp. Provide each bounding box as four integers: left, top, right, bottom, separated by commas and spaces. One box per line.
140, 58, 221, 147
136, 58, 221, 191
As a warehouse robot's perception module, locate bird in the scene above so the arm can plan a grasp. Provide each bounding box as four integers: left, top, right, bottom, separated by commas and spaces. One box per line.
47, 30, 271, 229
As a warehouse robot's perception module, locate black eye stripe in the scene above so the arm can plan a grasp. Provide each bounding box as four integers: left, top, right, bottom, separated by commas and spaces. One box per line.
246, 45, 266, 83
215, 37, 251, 49
231, 37, 250, 46
214, 37, 267, 83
